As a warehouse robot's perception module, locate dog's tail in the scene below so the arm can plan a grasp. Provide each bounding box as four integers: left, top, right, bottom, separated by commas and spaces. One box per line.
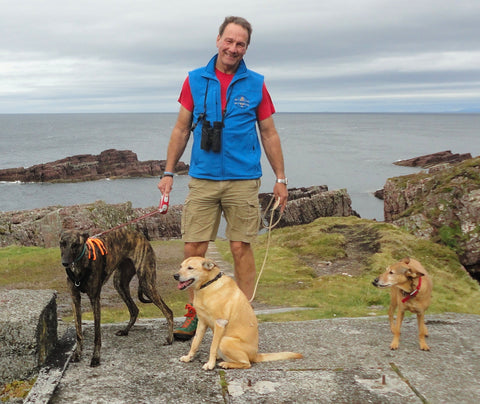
253, 352, 303, 363
137, 287, 153, 304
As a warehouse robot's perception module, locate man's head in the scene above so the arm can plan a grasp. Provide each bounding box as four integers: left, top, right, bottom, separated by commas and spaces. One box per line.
218, 16, 252, 46
216, 16, 252, 74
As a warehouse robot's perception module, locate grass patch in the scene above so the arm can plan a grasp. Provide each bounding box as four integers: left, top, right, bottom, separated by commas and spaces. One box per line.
218, 216, 480, 321
0, 246, 66, 291
0, 378, 36, 402
0, 239, 190, 323
2, 217, 480, 325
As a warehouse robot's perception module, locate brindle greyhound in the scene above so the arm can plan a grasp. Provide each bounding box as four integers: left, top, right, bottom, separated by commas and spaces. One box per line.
60, 228, 174, 367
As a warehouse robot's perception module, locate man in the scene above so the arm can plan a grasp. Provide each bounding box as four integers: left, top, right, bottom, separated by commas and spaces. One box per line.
158, 16, 288, 340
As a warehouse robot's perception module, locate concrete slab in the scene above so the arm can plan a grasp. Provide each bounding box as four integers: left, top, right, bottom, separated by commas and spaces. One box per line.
0, 289, 57, 385
46, 313, 479, 403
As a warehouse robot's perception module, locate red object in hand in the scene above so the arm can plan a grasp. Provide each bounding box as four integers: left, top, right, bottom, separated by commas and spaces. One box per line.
159, 194, 169, 214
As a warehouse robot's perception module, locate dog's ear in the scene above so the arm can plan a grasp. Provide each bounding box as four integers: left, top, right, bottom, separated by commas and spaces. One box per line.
405, 269, 422, 278
401, 257, 426, 278
80, 232, 90, 243
202, 259, 216, 271
406, 260, 427, 278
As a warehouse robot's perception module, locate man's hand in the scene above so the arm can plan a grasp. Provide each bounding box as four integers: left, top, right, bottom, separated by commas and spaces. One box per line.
158, 176, 173, 196
273, 182, 288, 213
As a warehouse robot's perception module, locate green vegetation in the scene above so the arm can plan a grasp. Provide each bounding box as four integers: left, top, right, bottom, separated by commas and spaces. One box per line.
218, 216, 480, 321
0, 379, 36, 402
388, 157, 480, 258
1, 217, 479, 325
0, 246, 64, 290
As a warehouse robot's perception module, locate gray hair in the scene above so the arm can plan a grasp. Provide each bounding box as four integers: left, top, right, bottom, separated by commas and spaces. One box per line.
219, 16, 252, 45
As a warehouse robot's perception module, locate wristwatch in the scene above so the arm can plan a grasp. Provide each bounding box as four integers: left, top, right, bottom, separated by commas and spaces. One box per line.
276, 178, 288, 185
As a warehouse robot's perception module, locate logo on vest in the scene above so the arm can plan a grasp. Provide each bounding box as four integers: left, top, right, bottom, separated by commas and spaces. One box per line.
234, 96, 250, 109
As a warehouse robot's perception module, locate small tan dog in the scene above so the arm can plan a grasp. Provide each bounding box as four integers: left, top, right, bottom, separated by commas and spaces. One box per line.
372, 257, 433, 351
173, 257, 303, 370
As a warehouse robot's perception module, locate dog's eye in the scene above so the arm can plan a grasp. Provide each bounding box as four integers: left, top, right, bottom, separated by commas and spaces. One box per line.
389, 271, 394, 274
188, 266, 194, 270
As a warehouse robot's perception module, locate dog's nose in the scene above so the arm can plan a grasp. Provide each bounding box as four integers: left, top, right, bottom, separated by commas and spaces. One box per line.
62, 262, 70, 268
372, 278, 379, 286
173, 273, 179, 281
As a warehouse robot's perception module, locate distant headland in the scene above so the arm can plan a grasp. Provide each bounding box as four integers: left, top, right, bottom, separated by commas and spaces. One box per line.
0, 149, 189, 183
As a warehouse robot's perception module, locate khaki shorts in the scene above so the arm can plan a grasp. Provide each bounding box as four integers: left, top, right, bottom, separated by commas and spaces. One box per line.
182, 178, 261, 243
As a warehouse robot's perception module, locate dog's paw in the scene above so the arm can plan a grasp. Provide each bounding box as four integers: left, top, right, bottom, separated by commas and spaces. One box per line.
389, 343, 399, 350
90, 357, 100, 367
420, 343, 430, 351
115, 329, 129, 337
202, 361, 216, 371
180, 355, 193, 362
164, 335, 174, 346
71, 351, 81, 363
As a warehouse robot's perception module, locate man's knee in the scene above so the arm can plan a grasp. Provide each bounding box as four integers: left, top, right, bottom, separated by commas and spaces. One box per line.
230, 240, 251, 257
184, 241, 209, 258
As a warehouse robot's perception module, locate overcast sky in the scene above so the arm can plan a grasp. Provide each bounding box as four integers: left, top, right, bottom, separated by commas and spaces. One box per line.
1, 0, 479, 113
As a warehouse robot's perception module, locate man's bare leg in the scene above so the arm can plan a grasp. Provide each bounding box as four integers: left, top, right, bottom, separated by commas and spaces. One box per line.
230, 240, 256, 300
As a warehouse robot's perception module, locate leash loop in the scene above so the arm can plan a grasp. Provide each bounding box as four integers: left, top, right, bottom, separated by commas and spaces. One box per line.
249, 195, 284, 303
261, 196, 283, 230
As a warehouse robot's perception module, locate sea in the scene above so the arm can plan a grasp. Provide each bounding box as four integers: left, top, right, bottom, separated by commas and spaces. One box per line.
1, 112, 479, 221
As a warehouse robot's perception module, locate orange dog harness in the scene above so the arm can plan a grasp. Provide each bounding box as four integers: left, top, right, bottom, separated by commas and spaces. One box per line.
86, 237, 108, 261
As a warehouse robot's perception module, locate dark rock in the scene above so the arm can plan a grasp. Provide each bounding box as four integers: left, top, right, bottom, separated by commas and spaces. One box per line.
393, 150, 472, 168
0, 186, 356, 248
373, 189, 384, 200
259, 186, 357, 228
0, 149, 189, 183
0, 201, 182, 248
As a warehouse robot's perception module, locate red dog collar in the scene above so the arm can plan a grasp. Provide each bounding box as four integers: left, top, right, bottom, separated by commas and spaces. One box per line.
402, 276, 422, 303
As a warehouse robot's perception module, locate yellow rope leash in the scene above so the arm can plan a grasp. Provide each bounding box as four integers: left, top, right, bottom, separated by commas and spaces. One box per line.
249, 196, 283, 303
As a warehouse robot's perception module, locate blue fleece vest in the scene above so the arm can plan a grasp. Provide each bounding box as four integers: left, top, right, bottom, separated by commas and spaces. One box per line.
188, 55, 264, 180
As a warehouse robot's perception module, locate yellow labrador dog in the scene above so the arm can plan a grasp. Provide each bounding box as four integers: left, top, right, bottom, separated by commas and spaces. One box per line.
174, 257, 303, 370
372, 257, 433, 351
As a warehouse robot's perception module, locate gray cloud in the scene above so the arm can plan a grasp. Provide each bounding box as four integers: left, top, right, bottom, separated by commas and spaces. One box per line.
1, 0, 479, 113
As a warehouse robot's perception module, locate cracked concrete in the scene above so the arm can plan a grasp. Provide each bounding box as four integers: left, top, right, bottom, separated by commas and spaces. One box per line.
25, 312, 480, 403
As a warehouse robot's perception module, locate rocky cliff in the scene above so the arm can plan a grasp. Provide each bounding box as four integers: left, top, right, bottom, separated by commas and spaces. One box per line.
0, 187, 355, 248
0, 201, 183, 248
393, 150, 472, 168
0, 149, 189, 183
383, 156, 480, 275
259, 186, 357, 228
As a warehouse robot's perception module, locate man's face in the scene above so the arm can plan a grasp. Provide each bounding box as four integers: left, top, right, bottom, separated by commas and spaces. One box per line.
216, 23, 249, 74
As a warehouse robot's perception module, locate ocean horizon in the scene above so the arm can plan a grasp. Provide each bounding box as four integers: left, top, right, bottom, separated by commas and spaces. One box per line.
1, 112, 479, 221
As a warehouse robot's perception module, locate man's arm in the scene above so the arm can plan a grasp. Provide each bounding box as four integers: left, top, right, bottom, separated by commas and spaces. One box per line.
258, 116, 288, 211
157, 106, 193, 195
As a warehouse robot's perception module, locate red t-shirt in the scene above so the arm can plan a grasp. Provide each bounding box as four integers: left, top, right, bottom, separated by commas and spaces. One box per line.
178, 68, 275, 121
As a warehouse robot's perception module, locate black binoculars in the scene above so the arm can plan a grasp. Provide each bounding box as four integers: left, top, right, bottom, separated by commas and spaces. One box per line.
200, 120, 223, 152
